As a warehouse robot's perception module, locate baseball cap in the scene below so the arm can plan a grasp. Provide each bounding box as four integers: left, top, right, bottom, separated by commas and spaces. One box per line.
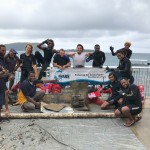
10, 48, 18, 54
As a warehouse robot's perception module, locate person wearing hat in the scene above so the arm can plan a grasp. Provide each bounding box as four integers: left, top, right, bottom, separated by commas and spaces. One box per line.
110, 41, 132, 59
4, 48, 20, 90
86, 44, 106, 68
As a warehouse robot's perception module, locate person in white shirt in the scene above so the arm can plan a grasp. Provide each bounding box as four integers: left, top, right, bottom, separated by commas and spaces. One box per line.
68, 44, 89, 68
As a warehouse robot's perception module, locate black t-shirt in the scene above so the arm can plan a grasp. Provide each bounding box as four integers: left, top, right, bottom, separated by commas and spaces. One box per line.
20, 53, 36, 70
53, 54, 70, 66
5, 55, 19, 73
43, 47, 55, 63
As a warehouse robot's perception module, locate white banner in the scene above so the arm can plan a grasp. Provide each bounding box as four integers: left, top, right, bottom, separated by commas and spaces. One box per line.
49, 67, 110, 85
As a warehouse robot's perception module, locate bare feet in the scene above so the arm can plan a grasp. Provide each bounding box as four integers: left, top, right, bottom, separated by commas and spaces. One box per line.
124, 120, 135, 127
5, 109, 10, 117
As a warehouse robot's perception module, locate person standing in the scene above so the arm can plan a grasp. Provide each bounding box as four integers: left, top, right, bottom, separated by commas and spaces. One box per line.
86, 44, 106, 68
0, 44, 10, 119
110, 41, 132, 59
35, 39, 57, 80
20, 43, 38, 82
4, 48, 20, 90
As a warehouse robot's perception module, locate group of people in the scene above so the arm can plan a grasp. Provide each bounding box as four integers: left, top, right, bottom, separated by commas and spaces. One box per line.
100, 72, 142, 127
0, 39, 142, 128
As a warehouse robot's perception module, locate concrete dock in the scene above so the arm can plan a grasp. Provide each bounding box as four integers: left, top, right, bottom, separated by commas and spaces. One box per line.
0, 98, 150, 150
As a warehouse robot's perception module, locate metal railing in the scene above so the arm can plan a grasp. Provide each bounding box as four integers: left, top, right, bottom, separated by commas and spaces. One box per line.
13, 66, 150, 98
132, 67, 150, 98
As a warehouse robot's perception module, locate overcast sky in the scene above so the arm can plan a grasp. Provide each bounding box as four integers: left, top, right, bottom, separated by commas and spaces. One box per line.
0, 0, 150, 52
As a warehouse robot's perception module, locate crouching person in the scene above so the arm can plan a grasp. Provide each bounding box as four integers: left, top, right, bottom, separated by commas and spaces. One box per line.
18, 71, 56, 112
114, 78, 142, 127
101, 72, 121, 109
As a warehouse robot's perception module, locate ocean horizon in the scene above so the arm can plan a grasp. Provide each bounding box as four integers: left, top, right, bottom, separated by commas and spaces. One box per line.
10, 51, 150, 67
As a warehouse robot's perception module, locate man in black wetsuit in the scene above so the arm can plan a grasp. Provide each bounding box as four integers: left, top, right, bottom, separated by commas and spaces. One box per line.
116, 49, 134, 84
35, 39, 57, 80
110, 41, 132, 59
114, 78, 142, 127
86, 44, 105, 68
101, 72, 121, 109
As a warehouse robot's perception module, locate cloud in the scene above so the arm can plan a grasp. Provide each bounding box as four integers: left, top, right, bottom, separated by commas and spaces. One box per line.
0, 0, 150, 52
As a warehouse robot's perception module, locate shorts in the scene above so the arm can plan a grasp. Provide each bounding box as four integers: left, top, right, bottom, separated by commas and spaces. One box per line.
118, 105, 142, 115
22, 101, 35, 111
0, 92, 5, 109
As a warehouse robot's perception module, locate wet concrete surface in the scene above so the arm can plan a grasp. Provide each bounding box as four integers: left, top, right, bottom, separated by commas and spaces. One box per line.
131, 98, 150, 150
0, 100, 149, 150
0, 118, 146, 150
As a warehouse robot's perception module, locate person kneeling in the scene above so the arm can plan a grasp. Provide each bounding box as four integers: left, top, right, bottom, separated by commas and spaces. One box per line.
114, 78, 142, 127
18, 71, 56, 112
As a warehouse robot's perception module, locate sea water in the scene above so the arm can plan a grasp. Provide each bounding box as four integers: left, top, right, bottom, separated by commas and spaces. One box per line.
12, 51, 150, 66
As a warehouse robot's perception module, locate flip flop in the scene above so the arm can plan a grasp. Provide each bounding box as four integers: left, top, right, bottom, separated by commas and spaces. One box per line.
135, 116, 142, 122
124, 120, 135, 127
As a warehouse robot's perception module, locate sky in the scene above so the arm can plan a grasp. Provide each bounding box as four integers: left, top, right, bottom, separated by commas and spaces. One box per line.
0, 0, 150, 53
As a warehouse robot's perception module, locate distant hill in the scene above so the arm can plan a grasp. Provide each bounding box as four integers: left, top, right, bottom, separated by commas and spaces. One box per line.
5, 42, 39, 51
5, 42, 94, 52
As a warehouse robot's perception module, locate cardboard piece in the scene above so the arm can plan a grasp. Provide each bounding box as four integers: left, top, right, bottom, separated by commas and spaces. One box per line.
43, 103, 65, 112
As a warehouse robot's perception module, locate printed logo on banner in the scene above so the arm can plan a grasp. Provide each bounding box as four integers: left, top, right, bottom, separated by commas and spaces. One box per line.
54, 69, 70, 81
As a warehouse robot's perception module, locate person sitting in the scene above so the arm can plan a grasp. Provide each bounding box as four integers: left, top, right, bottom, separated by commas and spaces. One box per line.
110, 41, 132, 59
18, 71, 57, 112
67, 44, 89, 68
116, 49, 134, 84
114, 77, 142, 127
86, 44, 106, 68
101, 72, 121, 109
53, 49, 71, 70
